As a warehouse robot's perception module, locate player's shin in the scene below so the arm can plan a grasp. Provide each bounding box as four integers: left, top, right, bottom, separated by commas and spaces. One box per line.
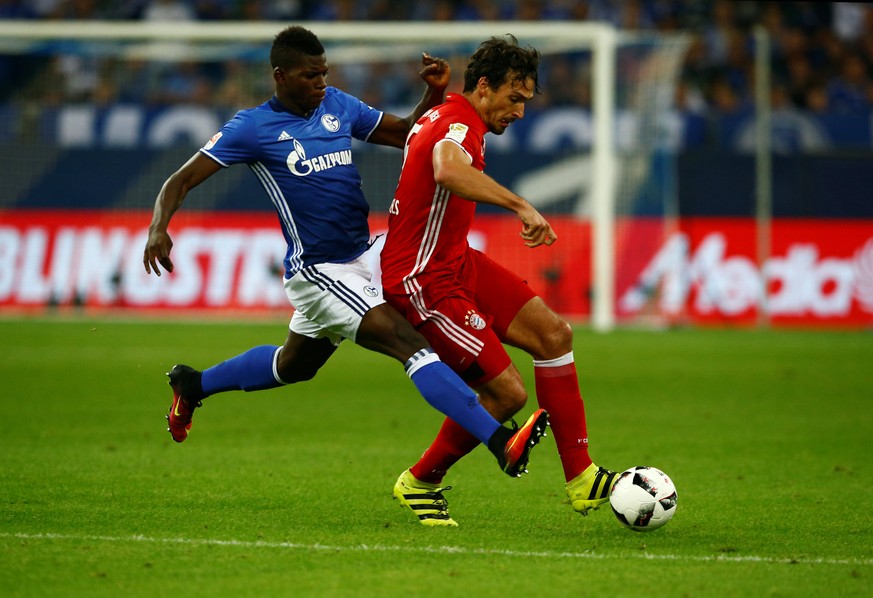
201, 345, 287, 396
405, 349, 500, 444
533, 352, 593, 481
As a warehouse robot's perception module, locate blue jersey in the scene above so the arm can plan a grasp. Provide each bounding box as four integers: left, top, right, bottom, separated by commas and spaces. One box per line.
200, 87, 384, 277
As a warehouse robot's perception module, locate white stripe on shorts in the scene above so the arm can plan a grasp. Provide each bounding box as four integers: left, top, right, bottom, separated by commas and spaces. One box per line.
301, 266, 371, 317
284, 254, 385, 344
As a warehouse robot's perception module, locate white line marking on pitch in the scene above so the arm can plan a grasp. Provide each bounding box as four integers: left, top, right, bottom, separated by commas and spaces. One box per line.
2, 532, 871, 567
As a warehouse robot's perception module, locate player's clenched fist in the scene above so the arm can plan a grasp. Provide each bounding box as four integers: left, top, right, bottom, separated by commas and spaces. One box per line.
419, 52, 450, 90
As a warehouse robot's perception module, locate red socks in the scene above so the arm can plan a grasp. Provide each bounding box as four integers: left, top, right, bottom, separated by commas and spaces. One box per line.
410, 417, 479, 484
533, 353, 592, 482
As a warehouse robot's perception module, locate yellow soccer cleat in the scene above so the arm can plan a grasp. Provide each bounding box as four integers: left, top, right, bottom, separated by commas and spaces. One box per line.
392, 469, 458, 527
566, 463, 620, 515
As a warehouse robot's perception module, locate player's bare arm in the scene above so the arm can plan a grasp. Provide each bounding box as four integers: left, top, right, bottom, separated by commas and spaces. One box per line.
369, 52, 450, 148
144, 153, 221, 276
432, 140, 556, 247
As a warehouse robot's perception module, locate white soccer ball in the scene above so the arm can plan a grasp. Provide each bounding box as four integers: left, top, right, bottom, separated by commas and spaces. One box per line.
609, 466, 678, 532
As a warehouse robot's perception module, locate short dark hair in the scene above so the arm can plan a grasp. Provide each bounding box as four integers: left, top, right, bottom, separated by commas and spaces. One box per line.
270, 26, 325, 69
463, 35, 541, 94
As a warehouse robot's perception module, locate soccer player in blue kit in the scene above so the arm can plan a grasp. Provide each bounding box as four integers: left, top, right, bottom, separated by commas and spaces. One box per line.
142, 26, 548, 485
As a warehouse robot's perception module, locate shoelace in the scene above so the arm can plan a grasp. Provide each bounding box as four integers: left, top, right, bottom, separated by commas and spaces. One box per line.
430, 486, 453, 509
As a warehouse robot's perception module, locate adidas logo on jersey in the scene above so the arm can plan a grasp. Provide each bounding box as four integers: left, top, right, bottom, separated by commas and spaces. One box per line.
277, 131, 292, 141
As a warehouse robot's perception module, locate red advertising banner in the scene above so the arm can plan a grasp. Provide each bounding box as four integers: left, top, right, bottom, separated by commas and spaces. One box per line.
0, 210, 590, 316
1, 210, 871, 327
616, 218, 873, 327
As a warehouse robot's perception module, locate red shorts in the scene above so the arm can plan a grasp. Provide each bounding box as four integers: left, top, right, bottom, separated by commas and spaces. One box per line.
384, 249, 536, 387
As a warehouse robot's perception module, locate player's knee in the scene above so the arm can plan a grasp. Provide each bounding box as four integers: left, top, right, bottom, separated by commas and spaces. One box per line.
276, 363, 311, 384
276, 352, 319, 384
357, 304, 428, 361
287, 366, 319, 383
538, 318, 574, 358
391, 319, 430, 356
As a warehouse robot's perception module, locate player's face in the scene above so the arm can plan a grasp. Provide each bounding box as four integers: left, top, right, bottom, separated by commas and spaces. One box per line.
477, 74, 535, 135
274, 53, 329, 117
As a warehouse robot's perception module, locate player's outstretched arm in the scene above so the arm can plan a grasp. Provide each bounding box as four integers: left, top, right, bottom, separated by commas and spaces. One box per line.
143, 153, 222, 276
369, 52, 450, 149
432, 141, 556, 247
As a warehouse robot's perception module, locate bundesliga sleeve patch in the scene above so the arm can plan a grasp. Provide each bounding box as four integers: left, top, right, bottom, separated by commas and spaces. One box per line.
204, 132, 222, 149
445, 123, 469, 144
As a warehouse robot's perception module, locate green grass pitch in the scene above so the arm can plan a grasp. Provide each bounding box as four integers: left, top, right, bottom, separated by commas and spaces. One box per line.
1, 317, 871, 597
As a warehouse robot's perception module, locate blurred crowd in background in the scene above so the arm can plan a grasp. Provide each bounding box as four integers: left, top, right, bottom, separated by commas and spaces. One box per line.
1, 1, 872, 120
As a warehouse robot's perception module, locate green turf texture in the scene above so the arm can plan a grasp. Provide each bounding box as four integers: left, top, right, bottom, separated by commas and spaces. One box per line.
1, 318, 871, 597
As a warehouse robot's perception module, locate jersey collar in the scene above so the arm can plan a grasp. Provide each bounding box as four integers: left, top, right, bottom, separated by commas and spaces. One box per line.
268, 95, 319, 119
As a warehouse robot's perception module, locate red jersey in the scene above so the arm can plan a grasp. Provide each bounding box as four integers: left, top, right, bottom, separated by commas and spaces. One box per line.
380, 93, 488, 300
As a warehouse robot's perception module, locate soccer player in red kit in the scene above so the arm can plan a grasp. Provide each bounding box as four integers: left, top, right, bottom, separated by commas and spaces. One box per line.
381, 35, 618, 526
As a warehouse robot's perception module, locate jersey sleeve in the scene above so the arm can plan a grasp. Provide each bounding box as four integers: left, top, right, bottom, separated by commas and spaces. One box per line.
199, 110, 259, 167
335, 88, 384, 142
438, 120, 482, 166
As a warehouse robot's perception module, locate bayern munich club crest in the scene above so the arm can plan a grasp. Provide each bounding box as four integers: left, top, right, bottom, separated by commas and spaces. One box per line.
363, 285, 379, 298
465, 310, 486, 330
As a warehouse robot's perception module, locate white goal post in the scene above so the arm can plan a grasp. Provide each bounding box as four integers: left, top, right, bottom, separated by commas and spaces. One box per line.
0, 20, 690, 331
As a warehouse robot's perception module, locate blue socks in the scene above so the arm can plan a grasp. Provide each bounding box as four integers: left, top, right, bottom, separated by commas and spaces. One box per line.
198, 346, 501, 448
200, 345, 284, 397
405, 349, 500, 444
